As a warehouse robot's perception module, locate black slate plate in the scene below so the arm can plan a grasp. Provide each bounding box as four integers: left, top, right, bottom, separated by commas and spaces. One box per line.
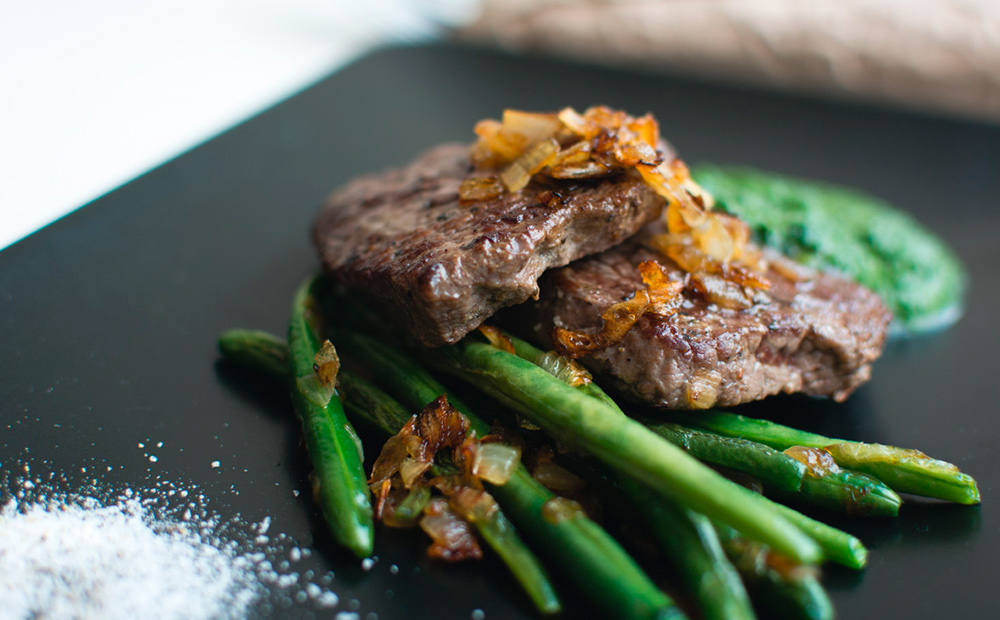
1, 44, 998, 619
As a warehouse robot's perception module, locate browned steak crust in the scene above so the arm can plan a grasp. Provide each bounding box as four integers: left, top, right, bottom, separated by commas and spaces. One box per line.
313, 143, 666, 347
519, 234, 892, 408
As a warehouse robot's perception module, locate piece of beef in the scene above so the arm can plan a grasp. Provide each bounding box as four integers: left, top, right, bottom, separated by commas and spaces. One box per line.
313, 143, 666, 347
518, 234, 892, 409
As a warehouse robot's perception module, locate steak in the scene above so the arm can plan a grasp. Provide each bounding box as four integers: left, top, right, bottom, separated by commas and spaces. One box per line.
314, 143, 666, 347
516, 231, 892, 409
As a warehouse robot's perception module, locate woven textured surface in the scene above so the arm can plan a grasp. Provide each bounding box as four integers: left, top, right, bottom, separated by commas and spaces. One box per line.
457, 0, 1000, 122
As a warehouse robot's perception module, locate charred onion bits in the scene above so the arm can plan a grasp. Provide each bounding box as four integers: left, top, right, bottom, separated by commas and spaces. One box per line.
462, 106, 772, 358
368, 395, 521, 561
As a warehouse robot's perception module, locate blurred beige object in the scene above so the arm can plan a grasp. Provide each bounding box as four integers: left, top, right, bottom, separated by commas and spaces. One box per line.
456, 0, 1000, 122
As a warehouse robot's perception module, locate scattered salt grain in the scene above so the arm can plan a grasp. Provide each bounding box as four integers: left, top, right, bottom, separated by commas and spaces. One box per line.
0, 496, 258, 620
316, 591, 340, 608
471, 609, 485, 620
211, 461, 221, 468
0, 461, 345, 620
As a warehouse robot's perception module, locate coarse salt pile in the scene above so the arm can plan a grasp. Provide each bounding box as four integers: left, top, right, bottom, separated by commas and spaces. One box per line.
0, 494, 259, 620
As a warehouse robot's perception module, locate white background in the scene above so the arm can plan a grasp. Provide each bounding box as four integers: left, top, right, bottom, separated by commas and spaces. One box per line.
0, 0, 465, 250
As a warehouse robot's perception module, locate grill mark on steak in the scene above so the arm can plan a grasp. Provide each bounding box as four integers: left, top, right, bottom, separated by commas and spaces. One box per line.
313, 143, 667, 347
515, 231, 892, 408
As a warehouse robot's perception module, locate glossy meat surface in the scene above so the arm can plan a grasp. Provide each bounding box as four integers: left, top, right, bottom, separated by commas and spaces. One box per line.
314, 143, 665, 346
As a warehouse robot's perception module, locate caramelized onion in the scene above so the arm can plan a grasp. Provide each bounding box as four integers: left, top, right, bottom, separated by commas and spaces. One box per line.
784, 446, 842, 477
449, 486, 500, 524
535, 351, 593, 387
541, 497, 586, 524
459, 176, 504, 203
368, 395, 523, 561
553, 260, 682, 358
420, 498, 483, 561
532, 461, 586, 493
501, 137, 559, 192
313, 340, 341, 387
637, 260, 684, 317
553, 288, 649, 358
478, 325, 516, 354
684, 368, 723, 409
688, 273, 753, 310
472, 443, 521, 485
368, 396, 470, 496
467, 105, 772, 341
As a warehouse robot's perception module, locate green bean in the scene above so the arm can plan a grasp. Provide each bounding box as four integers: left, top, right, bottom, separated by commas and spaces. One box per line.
505, 332, 625, 415
217, 330, 562, 615
669, 410, 980, 504
505, 332, 756, 620
622, 478, 755, 620
218, 329, 289, 378
287, 280, 374, 558
732, 485, 868, 570
491, 331, 869, 571
333, 331, 684, 620
423, 339, 821, 564
714, 523, 834, 620
780, 467, 901, 517
647, 422, 806, 494
823, 442, 979, 505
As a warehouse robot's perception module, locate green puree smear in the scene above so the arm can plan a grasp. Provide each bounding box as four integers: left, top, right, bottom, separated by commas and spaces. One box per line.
691, 165, 967, 335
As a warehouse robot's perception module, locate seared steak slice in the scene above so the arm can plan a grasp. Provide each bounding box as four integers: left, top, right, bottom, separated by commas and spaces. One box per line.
519, 235, 892, 408
314, 143, 666, 347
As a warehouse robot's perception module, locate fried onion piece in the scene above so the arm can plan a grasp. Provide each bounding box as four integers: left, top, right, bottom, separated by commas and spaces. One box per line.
313, 340, 341, 387
553, 288, 650, 358
469, 105, 771, 313
643, 233, 772, 309
784, 446, 843, 478
369, 396, 469, 495
688, 273, 754, 311
478, 325, 516, 354
637, 259, 685, 316
534, 351, 593, 387
368, 395, 522, 561
553, 260, 683, 358
420, 497, 484, 561
458, 176, 504, 203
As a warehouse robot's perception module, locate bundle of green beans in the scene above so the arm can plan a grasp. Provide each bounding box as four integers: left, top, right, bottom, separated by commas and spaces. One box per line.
216, 279, 979, 620
221, 326, 685, 619
666, 410, 980, 505
332, 330, 683, 620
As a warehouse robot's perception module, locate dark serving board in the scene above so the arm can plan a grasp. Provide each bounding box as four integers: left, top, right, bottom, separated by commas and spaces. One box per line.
2, 44, 998, 619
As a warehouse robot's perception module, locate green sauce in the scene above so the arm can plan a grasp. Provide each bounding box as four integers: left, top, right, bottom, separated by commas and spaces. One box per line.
691, 165, 966, 335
